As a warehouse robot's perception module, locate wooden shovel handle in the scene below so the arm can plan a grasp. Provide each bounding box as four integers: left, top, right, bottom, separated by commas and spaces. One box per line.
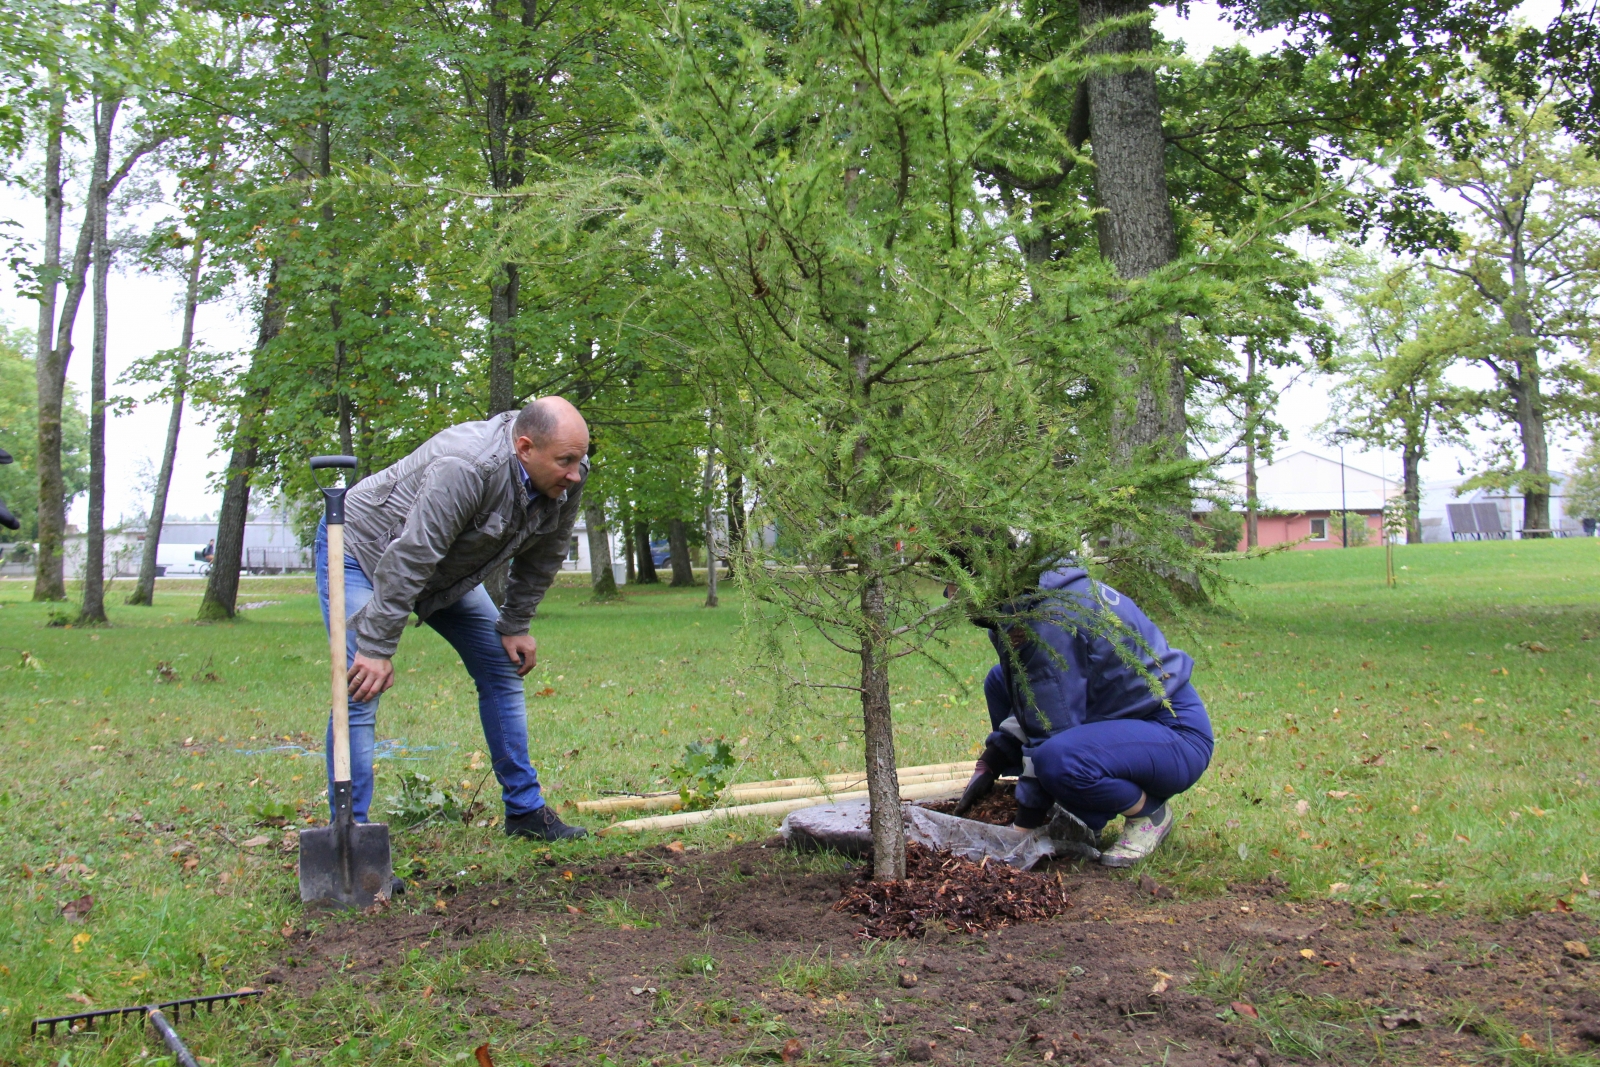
327, 520, 351, 783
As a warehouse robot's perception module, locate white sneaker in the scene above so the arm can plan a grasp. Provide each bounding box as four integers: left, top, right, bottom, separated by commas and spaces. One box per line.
1099, 804, 1173, 867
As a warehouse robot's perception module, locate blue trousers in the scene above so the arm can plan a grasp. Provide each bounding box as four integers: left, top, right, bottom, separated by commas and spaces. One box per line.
315, 519, 546, 821
984, 666, 1213, 832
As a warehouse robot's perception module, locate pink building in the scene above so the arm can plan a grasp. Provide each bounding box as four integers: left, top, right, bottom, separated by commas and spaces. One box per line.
1212, 450, 1399, 552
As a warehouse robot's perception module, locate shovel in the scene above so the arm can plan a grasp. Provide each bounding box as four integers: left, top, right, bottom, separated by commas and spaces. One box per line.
299, 454, 393, 910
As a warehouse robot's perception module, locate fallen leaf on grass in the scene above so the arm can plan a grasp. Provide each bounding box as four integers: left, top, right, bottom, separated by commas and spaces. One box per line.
58, 894, 92, 922
665, 841, 685, 854
1231, 1001, 1259, 1019
1381, 1011, 1425, 1030
781, 1037, 806, 1062
1326, 791, 1351, 799
1564, 940, 1590, 959
1300, 949, 1317, 960
474, 1043, 495, 1067
64, 992, 93, 1006
1150, 970, 1172, 995
241, 836, 271, 848
1519, 1034, 1538, 1050
565, 904, 584, 915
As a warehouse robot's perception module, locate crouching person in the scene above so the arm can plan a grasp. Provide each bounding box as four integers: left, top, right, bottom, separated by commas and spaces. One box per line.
965, 563, 1212, 866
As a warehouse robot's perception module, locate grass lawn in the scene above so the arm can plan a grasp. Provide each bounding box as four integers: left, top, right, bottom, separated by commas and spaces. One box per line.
0, 538, 1596, 1064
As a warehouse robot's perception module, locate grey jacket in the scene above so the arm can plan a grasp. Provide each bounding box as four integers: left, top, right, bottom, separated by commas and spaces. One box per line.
342, 412, 585, 657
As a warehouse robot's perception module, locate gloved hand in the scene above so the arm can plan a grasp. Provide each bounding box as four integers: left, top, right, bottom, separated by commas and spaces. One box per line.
980, 730, 1024, 776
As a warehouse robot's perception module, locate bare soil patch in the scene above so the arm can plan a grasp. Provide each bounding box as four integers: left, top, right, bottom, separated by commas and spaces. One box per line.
265, 844, 1599, 1066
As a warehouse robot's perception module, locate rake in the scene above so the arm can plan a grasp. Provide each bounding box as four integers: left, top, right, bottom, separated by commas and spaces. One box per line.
31, 989, 264, 1065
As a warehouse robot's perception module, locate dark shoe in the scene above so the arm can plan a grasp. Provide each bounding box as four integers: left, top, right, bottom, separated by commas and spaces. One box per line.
504, 806, 588, 842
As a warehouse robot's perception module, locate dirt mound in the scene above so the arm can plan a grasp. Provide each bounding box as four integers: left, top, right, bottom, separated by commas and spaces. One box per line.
835, 842, 1073, 937
919, 781, 1020, 825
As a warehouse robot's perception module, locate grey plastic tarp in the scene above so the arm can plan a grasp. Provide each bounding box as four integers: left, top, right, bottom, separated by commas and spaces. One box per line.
780, 797, 1100, 869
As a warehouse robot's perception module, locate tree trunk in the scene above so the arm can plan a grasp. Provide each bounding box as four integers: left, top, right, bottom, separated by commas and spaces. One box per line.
36, 109, 101, 602
667, 518, 694, 586
78, 91, 120, 625
860, 569, 905, 880
635, 521, 659, 583
726, 472, 745, 578
129, 236, 203, 606
622, 503, 636, 583
199, 261, 284, 621
32, 75, 66, 601
1402, 441, 1423, 544
488, 264, 520, 414
1243, 344, 1258, 550
1080, 0, 1187, 468
1506, 254, 1549, 535
703, 446, 718, 608
584, 499, 618, 598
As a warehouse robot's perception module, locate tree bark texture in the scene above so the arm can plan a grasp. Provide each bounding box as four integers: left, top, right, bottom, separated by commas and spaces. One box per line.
634, 521, 659, 583
488, 264, 521, 414
199, 262, 284, 621
667, 518, 694, 586
79, 91, 121, 625
1243, 344, 1258, 550
703, 448, 718, 608
726, 472, 745, 579
860, 571, 905, 881
584, 499, 618, 598
129, 237, 204, 606
623, 504, 636, 583
1080, 0, 1187, 467
1402, 442, 1423, 545
1506, 244, 1550, 534
32, 78, 66, 601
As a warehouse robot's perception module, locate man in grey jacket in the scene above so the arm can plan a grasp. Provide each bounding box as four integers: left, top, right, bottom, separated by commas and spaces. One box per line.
316, 396, 590, 841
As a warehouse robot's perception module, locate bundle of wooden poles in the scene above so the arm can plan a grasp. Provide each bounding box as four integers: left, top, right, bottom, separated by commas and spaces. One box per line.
581, 761, 974, 835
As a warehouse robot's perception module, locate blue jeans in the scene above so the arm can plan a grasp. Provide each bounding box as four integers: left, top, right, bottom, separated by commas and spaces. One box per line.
984, 666, 1213, 832
315, 519, 546, 821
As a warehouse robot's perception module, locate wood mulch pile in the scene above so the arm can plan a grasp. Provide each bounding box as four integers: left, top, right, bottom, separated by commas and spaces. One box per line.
833, 842, 1072, 937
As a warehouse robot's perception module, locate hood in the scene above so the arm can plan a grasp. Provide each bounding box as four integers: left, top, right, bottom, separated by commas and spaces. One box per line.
1037, 565, 1088, 591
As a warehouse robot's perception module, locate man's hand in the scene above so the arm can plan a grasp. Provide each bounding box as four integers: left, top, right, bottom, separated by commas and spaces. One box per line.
502, 634, 537, 677
349, 652, 395, 703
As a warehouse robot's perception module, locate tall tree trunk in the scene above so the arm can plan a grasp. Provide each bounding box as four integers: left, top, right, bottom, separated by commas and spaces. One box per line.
198, 262, 284, 621
859, 568, 905, 880
79, 91, 121, 625
726, 472, 745, 579
32, 75, 66, 601
488, 264, 520, 414
667, 518, 694, 586
1402, 442, 1423, 544
1080, 0, 1187, 468
703, 446, 718, 608
622, 502, 636, 583
129, 236, 204, 606
634, 521, 659, 583
1506, 244, 1549, 535
36, 113, 102, 603
1243, 344, 1259, 550
584, 499, 618, 599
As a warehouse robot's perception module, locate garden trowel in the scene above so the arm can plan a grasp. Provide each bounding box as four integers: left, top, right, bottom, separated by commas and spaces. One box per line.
299, 454, 392, 910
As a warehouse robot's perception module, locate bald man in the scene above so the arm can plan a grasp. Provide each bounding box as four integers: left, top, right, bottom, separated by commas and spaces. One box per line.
314, 397, 591, 841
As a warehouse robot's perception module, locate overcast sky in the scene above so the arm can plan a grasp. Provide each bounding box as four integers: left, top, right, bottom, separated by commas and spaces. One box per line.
0, 0, 1579, 529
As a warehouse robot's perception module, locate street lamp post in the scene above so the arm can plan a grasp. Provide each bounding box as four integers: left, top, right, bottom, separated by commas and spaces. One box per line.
1339, 441, 1348, 548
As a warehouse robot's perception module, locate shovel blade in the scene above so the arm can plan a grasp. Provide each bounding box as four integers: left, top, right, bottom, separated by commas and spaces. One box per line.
298, 821, 393, 910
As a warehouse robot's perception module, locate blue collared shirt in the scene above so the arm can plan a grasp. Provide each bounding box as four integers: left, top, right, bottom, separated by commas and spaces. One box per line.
515, 461, 574, 505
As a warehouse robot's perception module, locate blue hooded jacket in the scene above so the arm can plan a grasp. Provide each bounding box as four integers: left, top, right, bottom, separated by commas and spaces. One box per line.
986, 566, 1194, 744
